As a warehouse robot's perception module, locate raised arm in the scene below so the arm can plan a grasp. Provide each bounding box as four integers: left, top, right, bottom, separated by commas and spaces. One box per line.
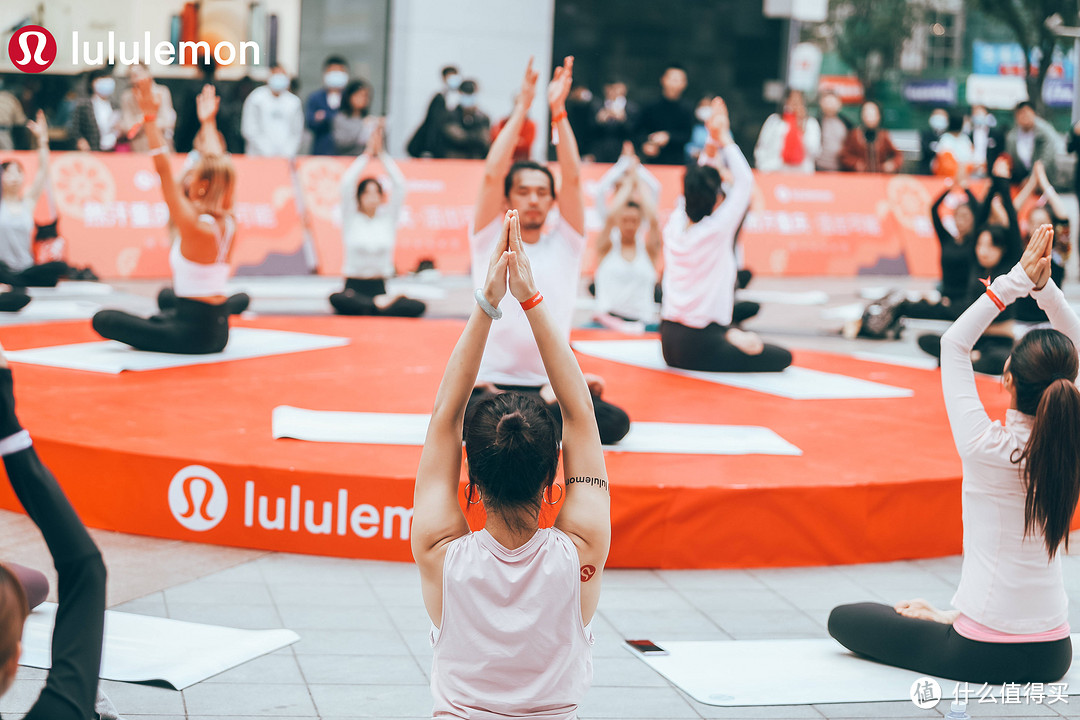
700, 98, 753, 224
594, 174, 636, 262
0, 352, 106, 720
193, 85, 226, 158
548, 56, 584, 235
413, 213, 513, 622
1030, 225, 1080, 352
130, 70, 207, 240
594, 154, 635, 221
941, 227, 1049, 456
375, 124, 407, 222
24, 111, 50, 208
930, 185, 952, 246
1034, 160, 1071, 221
638, 182, 663, 268
505, 213, 609, 619
475, 60, 538, 231
338, 148, 372, 220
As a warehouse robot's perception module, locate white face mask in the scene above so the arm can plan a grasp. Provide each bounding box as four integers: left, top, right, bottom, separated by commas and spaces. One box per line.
324, 70, 348, 90
929, 114, 948, 132
459, 95, 477, 109
268, 74, 289, 93
972, 113, 988, 127
94, 78, 115, 97
446, 75, 462, 90
695, 106, 712, 123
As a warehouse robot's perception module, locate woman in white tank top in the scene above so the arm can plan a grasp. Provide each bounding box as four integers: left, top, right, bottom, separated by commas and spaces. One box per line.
413, 211, 611, 719
592, 172, 661, 330
92, 70, 240, 354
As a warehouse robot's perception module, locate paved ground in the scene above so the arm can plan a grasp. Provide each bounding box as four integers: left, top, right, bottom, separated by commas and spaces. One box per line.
1, 269, 1080, 720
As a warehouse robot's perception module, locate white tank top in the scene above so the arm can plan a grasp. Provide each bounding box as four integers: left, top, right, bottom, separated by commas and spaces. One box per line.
170, 214, 234, 298
430, 527, 594, 719
594, 231, 657, 322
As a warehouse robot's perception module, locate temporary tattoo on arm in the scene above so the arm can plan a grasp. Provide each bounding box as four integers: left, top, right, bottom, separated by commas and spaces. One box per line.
566, 476, 608, 491
580, 564, 596, 582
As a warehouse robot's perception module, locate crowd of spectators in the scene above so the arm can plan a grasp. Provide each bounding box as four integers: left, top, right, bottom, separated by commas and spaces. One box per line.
0, 57, 1077, 191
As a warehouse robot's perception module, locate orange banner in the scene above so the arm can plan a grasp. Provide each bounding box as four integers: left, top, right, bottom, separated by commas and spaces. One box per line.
1, 151, 954, 280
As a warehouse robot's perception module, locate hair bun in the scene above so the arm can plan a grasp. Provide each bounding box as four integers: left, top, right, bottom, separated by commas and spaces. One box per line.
495, 411, 527, 444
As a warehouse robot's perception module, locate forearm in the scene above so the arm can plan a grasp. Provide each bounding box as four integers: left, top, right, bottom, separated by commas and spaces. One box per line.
1032, 279, 1080, 352
430, 305, 493, 422
381, 151, 406, 190
524, 301, 593, 422
197, 120, 225, 157
484, 101, 528, 179
339, 153, 371, 208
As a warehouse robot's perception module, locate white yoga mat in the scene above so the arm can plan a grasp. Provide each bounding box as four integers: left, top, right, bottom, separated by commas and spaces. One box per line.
0, 300, 101, 324
21, 602, 299, 690
26, 282, 115, 297
852, 352, 940, 371
6, 328, 349, 374
630, 637, 1080, 706
272, 407, 802, 456
737, 290, 829, 306
572, 340, 913, 400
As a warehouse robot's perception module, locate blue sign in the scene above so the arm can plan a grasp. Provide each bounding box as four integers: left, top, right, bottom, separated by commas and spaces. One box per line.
902, 79, 957, 105
973, 41, 1074, 81
1043, 78, 1074, 108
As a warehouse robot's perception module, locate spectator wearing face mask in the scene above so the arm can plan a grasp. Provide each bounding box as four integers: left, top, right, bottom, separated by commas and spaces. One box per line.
441, 80, 490, 159
590, 81, 638, 164
685, 95, 715, 162
932, 111, 974, 179
241, 66, 304, 158
753, 89, 821, 173
306, 56, 350, 156
1006, 101, 1063, 186
68, 68, 122, 152
967, 104, 1004, 177
119, 64, 176, 152
408, 65, 461, 158
920, 107, 950, 176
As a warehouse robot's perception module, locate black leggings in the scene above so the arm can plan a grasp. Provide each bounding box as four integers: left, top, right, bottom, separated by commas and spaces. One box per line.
92, 296, 230, 354
898, 298, 963, 322
828, 602, 1072, 685
329, 277, 426, 317
0, 368, 107, 720
465, 384, 631, 446
660, 320, 792, 373
0, 261, 71, 288
158, 286, 250, 316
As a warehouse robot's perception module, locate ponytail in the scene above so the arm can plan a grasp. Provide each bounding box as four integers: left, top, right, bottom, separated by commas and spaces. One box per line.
1019, 377, 1080, 559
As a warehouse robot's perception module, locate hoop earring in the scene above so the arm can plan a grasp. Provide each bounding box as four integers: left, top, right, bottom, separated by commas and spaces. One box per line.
543, 483, 563, 506
466, 483, 483, 505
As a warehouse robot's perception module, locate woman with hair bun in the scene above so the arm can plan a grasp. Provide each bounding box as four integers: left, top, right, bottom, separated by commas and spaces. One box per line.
412, 210, 610, 718
829, 224, 1079, 684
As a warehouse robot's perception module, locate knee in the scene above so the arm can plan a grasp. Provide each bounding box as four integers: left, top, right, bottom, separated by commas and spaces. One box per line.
91, 309, 121, 336
596, 403, 631, 445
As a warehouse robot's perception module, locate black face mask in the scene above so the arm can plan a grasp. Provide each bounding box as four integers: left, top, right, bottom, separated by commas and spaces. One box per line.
864, 128, 878, 144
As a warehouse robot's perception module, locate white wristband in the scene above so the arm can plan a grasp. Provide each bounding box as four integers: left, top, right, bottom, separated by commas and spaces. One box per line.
0, 430, 32, 457
474, 288, 502, 320
148, 146, 167, 157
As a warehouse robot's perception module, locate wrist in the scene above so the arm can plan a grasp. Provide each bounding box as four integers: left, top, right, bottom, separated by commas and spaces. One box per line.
550, 105, 566, 120
520, 290, 543, 311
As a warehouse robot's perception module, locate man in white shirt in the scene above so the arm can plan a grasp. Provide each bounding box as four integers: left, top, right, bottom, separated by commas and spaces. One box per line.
466, 57, 630, 445
241, 66, 304, 159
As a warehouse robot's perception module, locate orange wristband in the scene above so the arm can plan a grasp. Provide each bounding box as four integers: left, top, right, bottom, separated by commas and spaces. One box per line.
520, 292, 543, 311
550, 110, 567, 125
143, 113, 157, 123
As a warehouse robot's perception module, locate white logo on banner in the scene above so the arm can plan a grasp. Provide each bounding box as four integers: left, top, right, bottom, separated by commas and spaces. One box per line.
168, 465, 228, 531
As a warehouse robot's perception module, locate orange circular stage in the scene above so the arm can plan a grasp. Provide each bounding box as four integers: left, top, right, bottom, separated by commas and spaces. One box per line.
0, 315, 1024, 568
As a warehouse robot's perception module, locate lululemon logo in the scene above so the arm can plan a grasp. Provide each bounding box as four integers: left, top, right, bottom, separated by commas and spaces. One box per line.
168, 465, 228, 531
8, 26, 57, 73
